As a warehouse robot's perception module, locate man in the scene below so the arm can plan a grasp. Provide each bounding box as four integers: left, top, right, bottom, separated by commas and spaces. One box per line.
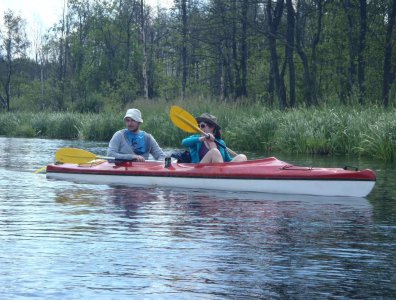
107, 108, 166, 161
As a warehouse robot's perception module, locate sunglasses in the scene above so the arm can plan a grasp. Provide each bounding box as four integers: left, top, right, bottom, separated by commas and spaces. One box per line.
199, 123, 208, 129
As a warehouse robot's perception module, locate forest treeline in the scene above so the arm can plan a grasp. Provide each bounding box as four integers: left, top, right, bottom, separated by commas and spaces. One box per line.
0, 0, 395, 112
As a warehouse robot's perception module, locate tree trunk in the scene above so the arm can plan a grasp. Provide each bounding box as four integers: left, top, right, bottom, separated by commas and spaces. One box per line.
240, 0, 248, 97
268, 66, 275, 106
141, 0, 149, 100
342, 0, 357, 100
232, 0, 242, 99
220, 54, 226, 101
357, 0, 367, 104
286, 0, 296, 107
296, 0, 324, 106
181, 0, 188, 100
1, 10, 29, 111
4, 37, 12, 111
5, 57, 11, 112
383, 0, 396, 108
226, 45, 235, 99
267, 0, 286, 109
57, 0, 68, 110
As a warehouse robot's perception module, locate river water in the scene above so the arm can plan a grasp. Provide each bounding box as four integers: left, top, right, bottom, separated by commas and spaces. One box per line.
1, 137, 395, 299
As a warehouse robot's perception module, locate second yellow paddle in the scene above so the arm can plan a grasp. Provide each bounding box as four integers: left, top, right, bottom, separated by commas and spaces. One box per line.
55, 148, 112, 164
169, 105, 238, 156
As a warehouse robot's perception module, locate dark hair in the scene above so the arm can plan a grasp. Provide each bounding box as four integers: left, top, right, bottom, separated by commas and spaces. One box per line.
213, 127, 222, 139
205, 121, 222, 139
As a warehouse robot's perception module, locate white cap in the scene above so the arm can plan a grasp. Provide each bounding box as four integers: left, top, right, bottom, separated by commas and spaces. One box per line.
124, 108, 143, 123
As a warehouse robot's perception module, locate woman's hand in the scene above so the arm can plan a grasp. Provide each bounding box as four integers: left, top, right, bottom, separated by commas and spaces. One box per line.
200, 133, 215, 142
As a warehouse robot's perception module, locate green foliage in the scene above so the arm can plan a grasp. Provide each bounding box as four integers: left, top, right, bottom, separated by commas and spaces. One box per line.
13, 124, 36, 137
0, 113, 19, 135
143, 112, 184, 147
69, 93, 106, 113
357, 114, 396, 162
77, 114, 123, 141
46, 113, 81, 139
31, 112, 53, 136
13, 81, 62, 111
2, 0, 395, 112
1, 96, 396, 162
224, 113, 280, 152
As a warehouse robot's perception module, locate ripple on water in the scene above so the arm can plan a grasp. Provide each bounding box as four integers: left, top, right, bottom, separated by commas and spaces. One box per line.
1, 137, 396, 298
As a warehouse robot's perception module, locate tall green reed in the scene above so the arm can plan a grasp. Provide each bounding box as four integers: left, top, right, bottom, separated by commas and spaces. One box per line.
1, 101, 395, 161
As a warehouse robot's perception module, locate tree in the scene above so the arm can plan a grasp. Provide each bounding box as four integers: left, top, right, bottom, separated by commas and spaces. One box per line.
383, 0, 396, 107
141, 0, 150, 99
180, 0, 188, 99
342, 0, 357, 100
285, 0, 296, 107
357, 0, 367, 104
295, 0, 325, 106
0, 10, 29, 111
239, 0, 248, 98
266, 0, 286, 108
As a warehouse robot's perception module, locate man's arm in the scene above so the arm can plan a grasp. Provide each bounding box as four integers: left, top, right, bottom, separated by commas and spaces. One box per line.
147, 134, 166, 160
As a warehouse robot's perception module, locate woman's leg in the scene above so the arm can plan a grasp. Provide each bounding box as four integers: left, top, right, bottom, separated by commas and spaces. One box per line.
200, 148, 223, 163
231, 154, 247, 162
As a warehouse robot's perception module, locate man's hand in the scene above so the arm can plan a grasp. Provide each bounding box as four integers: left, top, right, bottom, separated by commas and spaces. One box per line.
133, 155, 145, 162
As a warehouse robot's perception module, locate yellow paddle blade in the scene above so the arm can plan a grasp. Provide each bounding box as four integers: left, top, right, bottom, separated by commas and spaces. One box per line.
170, 105, 200, 133
34, 166, 47, 174
55, 148, 98, 164
169, 105, 239, 157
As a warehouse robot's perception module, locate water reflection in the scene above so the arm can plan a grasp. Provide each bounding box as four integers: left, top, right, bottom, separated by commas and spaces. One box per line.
369, 169, 396, 225
52, 185, 374, 245
48, 185, 382, 298
1, 137, 396, 298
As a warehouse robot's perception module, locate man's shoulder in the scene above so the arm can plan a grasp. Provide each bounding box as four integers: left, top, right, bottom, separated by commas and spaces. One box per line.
141, 131, 153, 139
112, 129, 127, 138
115, 129, 127, 134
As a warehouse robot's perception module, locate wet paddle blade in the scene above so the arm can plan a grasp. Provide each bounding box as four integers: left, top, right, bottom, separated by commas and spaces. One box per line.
170, 105, 200, 133
55, 148, 98, 164
34, 166, 47, 174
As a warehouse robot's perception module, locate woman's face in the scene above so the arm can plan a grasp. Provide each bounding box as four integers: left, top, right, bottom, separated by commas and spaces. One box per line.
199, 122, 214, 134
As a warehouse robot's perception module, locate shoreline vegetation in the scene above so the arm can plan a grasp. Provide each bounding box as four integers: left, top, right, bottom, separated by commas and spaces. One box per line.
1, 100, 395, 162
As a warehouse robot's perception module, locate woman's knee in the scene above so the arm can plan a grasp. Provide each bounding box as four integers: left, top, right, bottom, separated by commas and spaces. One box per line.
232, 154, 247, 162
209, 148, 221, 156
209, 148, 223, 162
201, 148, 223, 163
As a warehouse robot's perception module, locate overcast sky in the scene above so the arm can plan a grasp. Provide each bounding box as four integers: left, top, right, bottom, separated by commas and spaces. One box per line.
0, 0, 174, 36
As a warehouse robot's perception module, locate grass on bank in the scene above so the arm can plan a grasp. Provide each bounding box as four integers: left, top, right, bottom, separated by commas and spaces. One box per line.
0, 99, 395, 162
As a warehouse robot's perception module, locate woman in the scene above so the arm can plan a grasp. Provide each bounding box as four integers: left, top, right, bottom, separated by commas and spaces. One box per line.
182, 113, 247, 163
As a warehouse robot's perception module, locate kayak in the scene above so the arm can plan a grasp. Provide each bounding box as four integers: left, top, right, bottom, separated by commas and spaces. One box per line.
46, 157, 376, 197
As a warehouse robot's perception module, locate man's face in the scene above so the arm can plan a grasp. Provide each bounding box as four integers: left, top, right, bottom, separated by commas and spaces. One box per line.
125, 117, 140, 132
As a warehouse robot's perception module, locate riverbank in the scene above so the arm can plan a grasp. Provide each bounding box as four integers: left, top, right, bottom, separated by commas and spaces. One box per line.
1, 100, 395, 161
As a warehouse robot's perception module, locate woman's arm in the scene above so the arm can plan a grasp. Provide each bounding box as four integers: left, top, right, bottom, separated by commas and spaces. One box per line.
182, 135, 201, 147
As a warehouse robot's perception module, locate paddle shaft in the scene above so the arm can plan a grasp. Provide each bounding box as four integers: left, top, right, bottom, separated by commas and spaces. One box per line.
173, 113, 238, 157
56, 148, 164, 164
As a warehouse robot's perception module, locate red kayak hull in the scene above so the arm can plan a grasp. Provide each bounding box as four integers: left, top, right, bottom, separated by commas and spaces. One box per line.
46, 157, 376, 197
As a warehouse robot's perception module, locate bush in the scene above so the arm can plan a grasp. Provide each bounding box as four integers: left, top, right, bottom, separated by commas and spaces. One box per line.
1, 101, 396, 162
